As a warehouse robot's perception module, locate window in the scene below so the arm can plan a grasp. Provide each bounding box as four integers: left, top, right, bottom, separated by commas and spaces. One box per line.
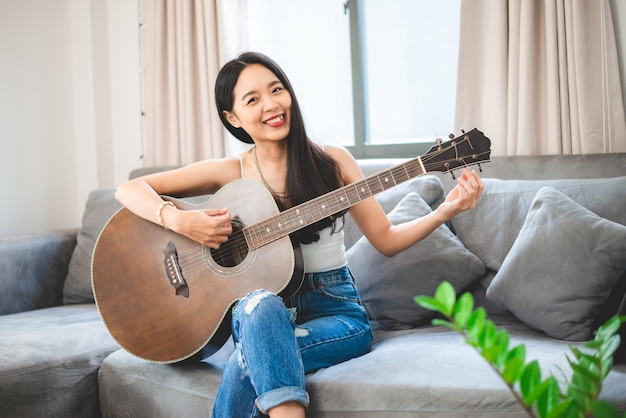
242, 0, 461, 158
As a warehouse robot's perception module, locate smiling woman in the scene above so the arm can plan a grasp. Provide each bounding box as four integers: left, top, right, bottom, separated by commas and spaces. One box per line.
112, 50, 484, 418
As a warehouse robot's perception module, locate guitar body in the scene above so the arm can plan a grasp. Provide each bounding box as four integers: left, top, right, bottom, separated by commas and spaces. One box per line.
92, 179, 304, 363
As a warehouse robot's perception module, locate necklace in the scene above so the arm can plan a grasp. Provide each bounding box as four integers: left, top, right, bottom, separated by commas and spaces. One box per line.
252, 146, 288, 199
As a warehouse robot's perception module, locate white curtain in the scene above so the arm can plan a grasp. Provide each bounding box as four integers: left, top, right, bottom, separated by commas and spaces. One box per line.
455, 0, 626, 156
141, 0, 225, 166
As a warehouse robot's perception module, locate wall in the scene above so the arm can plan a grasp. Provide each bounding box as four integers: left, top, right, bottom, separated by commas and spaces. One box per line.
0, 0, 142, 236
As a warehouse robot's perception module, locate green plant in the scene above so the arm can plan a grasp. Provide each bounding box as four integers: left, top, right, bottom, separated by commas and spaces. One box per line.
415, 281, 626, 418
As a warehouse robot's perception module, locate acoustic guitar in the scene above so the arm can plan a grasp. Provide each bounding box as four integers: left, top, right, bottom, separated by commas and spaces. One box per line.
91, 128, 491, 363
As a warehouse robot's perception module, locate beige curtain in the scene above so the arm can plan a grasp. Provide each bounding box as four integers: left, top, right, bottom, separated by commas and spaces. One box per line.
141, 0, 225, 166
455, 0, 626, 156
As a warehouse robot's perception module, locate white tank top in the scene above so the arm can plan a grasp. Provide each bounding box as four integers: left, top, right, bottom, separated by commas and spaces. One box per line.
238, 155, 348, 273
300, 225, 348, 273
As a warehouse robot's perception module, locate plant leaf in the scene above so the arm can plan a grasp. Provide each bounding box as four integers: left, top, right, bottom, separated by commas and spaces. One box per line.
545, 399, 576, 418
431, 318, 457, 331
493, 330, 510, 367
535, 377, 560, 418
466, 307, 487, 343
434, 281, 456, 317
595, 315, 623, 339
519, 360, 541, 399
500, 344, 526, 384
600, 335, 621, 363
569, 358, 601, 385
414, 296, 445, 313
454, 292, 474, 328
589, 400, 620, 418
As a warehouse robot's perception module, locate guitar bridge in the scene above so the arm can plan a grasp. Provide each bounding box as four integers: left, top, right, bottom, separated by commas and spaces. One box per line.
163, 241, 189, 298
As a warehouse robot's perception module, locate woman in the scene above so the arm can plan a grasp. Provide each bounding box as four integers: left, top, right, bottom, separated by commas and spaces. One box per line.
115, 52, 483, 418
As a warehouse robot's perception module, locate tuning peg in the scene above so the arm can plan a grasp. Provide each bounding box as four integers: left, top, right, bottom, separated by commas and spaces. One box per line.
448, 133, 455, 139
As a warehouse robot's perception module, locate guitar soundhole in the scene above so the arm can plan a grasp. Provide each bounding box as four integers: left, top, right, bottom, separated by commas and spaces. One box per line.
210, 219, 248, 268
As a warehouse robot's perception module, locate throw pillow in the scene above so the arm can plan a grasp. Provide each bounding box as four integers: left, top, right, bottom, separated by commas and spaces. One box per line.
347, 192, 485, 330
450, 176, 626, 271
63, 189, 121, 304
486, 187, 626, 341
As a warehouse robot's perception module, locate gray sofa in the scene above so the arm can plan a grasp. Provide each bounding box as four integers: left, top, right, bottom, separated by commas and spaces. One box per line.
1, 153, 626, 418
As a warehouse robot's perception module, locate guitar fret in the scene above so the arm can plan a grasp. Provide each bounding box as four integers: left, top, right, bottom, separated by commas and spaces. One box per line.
400, 163, 412, 181
324, 194, 335, 213
405, 160, 424, 179
283, 208, 295, 234
355, 180, 372, 200
374, 173, 385, 192
247, 222, 262, 248
331, 190, 344, 211
346, 184, 360, 205
316, 196, 330, 218
266, 216, 283, 242
304, 201, 318, 224
266, 214, 284, 242
378, 170, 397, 190
390, 166, 406, 183
300, 201, 313, 224
335, 189, 350, 209
257, 219, 272, 246
366, 176, 383, 195
292, 207, 306, 230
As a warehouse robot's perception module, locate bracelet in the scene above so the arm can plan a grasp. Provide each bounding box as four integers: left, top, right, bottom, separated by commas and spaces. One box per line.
157, 201, 175, 230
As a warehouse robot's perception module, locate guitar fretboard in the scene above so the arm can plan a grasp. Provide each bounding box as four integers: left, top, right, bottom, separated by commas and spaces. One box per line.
243, 156, 425, 249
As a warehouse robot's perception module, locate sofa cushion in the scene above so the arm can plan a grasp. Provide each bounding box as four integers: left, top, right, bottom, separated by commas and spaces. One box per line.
348, 192, 485, 330
486, 187, 626, 341
0, 304, 119, 417
97, 324, 626, 417
99, 349, 220, 417
450, 176, 626, 271
343, 175, 445, 250
64, 189, 121, 304
0, 230, 76, 315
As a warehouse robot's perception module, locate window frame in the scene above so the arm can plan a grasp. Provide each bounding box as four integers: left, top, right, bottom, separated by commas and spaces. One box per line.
345, 0, 450, 159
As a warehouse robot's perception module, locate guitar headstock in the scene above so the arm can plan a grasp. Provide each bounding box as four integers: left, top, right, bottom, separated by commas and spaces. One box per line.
421, 128, 491, 174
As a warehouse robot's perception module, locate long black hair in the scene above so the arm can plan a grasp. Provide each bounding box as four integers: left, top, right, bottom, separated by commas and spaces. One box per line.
215, 52, 346, 245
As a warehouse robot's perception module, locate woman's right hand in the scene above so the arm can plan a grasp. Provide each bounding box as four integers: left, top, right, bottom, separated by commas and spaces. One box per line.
163, 206, 233, 249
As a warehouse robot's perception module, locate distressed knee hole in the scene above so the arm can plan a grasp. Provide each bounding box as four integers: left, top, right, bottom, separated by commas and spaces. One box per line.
244, 291, 271, 315
294, 327, 310, 337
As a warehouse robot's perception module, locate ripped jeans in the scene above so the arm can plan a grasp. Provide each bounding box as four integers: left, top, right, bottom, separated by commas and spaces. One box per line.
211, 266, 373, 418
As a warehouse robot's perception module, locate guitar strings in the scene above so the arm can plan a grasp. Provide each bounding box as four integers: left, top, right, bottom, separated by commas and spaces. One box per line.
169, 140, 489, 277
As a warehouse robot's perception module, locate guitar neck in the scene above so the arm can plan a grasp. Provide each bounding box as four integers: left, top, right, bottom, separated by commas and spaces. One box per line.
243, 156, 426, 249
242, 128, 491, 250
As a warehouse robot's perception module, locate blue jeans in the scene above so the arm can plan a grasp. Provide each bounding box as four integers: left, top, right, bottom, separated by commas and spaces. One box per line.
211, 266, 373, 418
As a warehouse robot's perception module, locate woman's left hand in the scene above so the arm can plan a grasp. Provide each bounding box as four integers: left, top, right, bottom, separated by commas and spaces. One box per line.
436, 168, 484, 221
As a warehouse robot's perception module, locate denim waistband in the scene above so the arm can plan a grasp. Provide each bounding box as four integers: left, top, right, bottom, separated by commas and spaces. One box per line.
298, 265, 351, 293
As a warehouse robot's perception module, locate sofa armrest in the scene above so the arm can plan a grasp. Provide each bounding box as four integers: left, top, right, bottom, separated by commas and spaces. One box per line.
0, 229, 78, 315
